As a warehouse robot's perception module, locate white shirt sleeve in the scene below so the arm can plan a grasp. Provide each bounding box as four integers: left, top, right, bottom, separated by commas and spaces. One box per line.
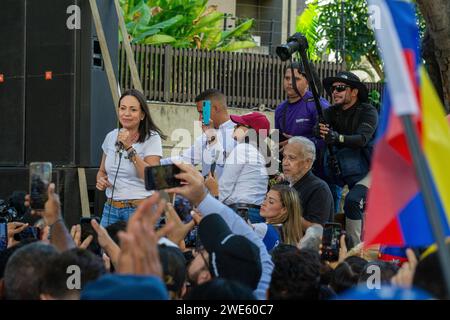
161, 134, 204, 165
142, 132, 163, 157
102, 129, 116, 154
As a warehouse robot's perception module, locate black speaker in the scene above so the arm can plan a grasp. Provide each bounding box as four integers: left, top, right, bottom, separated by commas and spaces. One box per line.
0, 0, 117, 167
0, 0, 26, 166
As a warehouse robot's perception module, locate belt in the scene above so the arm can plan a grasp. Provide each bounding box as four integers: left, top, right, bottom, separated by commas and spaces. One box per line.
106, 198, 144, 209
229, 203, 261, 210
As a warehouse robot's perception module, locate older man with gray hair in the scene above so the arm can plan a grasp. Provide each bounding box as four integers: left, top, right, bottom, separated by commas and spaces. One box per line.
282, 136, 334, 230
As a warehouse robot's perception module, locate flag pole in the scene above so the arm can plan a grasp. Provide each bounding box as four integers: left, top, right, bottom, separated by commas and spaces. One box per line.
401, 114, 450, 298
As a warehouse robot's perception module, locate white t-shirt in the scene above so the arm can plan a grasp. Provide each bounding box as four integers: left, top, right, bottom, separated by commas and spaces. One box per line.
219, 142, 268, 206
102, 128, 163, 200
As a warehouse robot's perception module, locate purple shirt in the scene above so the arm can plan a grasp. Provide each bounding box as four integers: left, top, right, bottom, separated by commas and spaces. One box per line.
275, 91, 330, 151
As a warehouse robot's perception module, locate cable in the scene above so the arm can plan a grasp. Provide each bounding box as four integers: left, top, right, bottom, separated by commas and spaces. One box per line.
107, 150, 123, 227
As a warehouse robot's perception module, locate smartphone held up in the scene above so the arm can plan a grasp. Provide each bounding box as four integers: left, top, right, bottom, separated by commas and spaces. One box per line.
321, 223, 342, 262
144, 164, 182, 191
29, 162, 52, 210
202, 100, 211, 126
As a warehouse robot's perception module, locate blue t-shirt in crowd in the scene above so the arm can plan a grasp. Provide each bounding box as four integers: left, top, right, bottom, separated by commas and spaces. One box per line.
275, 91, 330, 149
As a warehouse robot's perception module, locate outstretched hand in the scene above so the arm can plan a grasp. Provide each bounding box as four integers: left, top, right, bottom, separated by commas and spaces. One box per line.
165, 162, 208, 207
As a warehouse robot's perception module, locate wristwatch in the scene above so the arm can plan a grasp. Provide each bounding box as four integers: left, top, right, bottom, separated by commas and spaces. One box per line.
338, 134, 344, 143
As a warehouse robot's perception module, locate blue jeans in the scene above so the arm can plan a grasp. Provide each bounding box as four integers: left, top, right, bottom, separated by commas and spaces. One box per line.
100, 203, 137, 227
328, 183, 343, 214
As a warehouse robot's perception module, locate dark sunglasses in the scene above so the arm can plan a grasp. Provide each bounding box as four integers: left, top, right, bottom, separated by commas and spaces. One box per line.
331, 85, 351, 93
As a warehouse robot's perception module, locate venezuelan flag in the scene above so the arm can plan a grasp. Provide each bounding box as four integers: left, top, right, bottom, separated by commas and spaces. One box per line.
364, 0, 450, 246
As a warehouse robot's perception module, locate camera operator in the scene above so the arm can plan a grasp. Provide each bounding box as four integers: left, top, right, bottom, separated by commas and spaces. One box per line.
314, 71, 378, 248
275, 62, 330, 171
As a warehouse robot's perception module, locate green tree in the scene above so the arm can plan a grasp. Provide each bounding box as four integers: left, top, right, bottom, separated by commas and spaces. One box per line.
297, 0, 426, 81
119, 0, 256, 51
298, 0, 382, 80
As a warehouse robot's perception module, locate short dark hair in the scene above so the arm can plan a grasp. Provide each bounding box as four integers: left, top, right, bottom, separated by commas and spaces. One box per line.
184, 278, 256, 300
118, 89, 167, 142
194, 89, 226, 107
158, 245, 186, 299
330, 261, 361, 294
40, 248, 106, 299
268, 248, 321, 300
4, 242, 58, 300
269, 243, 299, 258
0, 239, 38, 279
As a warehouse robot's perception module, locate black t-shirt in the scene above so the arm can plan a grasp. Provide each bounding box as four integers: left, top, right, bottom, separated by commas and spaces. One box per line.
291, 170, 334, 225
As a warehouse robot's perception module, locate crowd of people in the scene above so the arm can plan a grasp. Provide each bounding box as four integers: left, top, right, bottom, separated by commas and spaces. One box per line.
0, 65, 447, 300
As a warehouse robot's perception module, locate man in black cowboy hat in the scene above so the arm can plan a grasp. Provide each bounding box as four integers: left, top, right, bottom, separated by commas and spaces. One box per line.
314, 71, 379, 248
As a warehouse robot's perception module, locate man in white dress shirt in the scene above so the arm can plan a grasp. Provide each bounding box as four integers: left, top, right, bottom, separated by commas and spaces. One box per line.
161, 89, 236, 179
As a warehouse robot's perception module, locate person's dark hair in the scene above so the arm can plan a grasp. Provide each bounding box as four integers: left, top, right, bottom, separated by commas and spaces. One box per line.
269, 243, 299, 258
184, 278, 256, 300
4, 242, 58, 300
358, 260, 399, 285
268, 248, 321, 300
330, 256, 369, 294
0, 239, 38, 279
413, 245, 450, 299
105, 220, 127, 245
194, 89, 227, 107
118, 89, 166, 142
158, 245, 186, 299
40, 248, 106, 299
330, 261, 361, 294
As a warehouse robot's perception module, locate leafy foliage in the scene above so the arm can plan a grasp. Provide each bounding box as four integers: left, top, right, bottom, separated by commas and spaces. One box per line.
119, 0, 256, 51
297, 0, 426, 80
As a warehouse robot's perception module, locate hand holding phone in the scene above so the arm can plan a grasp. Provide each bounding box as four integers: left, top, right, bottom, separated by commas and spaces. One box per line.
321, 223, 342, 262
29, 162, 52, 210
13, 226, 41, 242
144, 164, 182, 191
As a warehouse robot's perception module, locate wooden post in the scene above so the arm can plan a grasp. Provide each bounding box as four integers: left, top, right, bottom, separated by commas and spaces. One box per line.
78, 168, 91, 218
113, 0, 144, 93
88, 0, 120, 113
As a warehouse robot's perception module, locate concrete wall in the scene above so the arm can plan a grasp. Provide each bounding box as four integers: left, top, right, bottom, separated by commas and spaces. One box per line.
147, 102, 275, 158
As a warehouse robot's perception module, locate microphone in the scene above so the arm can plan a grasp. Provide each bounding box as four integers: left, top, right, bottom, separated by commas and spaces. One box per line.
115, 140, 125, 153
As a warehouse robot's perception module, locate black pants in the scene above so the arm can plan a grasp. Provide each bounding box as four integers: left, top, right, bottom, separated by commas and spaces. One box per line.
343, 184, 368, 220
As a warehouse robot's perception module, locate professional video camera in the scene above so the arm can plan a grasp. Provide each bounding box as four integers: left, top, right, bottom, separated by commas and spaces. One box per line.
276, 33, 309, 61
275, 32, 342, 178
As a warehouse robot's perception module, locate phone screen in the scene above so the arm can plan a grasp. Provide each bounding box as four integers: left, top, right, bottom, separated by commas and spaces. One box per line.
321, 223, 341, 262
144, 164, 182, 191
202, 100, 211, 126
29, 162, 52, 210
0, 219, 8, 251
14, 226, 41, 242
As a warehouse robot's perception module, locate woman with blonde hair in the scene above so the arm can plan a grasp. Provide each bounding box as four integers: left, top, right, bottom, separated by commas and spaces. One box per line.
253, 184, 303, 250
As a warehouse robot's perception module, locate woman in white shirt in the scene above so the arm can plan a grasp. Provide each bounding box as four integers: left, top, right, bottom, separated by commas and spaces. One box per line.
96, 89, 165, 227
214, 112, 270, 223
